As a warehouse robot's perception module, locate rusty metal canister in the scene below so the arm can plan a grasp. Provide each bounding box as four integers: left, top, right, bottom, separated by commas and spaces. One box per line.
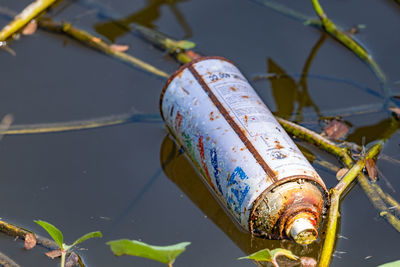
159, 56, 329, 245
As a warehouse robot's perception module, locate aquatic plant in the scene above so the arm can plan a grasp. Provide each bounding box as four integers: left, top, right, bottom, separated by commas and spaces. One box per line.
238, 248, 298, 267
34, 220, 102, 267
107, 239, 190, 267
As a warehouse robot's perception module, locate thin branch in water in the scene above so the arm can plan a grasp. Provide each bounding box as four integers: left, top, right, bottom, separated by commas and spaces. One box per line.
318, 142, 382, 267
77, 0, 197, 64
372, 183, 400, 215
310, 0, 388, 95
0, 219, 58, 250
0, 252, 20, 267
0, 0, 58, 42
37, 18, 170, 78
1, 113, 162, 135
251, 0, 321, 26
277, 117, 353, 166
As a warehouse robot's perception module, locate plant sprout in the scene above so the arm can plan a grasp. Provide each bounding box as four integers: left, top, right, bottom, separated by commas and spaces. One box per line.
238, 248, 298, 267
34, 220, 102, 267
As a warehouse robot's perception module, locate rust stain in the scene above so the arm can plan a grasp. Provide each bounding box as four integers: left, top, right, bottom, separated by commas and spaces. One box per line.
181, 86, 190, 95
241, 95, 249, 99
188, 64, 278, 182
274, 140, 284, 149
230, 86, 238, 92
209, 111, 215, 121
176, 71, 184, 79
244, 115, 248, 123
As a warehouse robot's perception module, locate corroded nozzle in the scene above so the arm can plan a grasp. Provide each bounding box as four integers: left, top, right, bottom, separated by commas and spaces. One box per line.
250, 179, 328, 244
286, 216, 318, 245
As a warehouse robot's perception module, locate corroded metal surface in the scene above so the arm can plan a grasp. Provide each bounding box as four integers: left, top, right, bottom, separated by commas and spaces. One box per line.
160, 57, 329, 243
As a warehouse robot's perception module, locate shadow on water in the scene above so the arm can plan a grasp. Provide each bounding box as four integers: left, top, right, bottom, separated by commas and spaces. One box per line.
93, 0, 192, 43
159, 134, 326, 264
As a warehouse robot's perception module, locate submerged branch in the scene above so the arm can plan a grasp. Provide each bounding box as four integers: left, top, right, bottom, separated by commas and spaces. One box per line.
252, 0, 321, 26
0, 0, 57, 42
0, 252, 20, 267
0, 113, 162, 135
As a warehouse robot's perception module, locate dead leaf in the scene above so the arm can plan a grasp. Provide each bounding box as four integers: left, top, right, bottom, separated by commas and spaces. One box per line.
184, 50, 201, 60
300, 257, 317, 267
65, 252, 79, 267
110, 44, 129, 52
365, 158, 378, 181
389, 107, 400, 116
45, 249, 62, 259
24, 233, 36, 250
0, 114, 13, 131
323, 120, 349, 140
346, 27, 358, 35
22, 20, 38, 35
336, 168, 349, 181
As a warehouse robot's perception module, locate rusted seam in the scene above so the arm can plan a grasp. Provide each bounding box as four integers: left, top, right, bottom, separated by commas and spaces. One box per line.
188, 64, 278, 182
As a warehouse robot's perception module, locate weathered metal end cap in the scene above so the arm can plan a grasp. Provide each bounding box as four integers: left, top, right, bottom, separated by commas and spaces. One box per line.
288, 217, 318, 245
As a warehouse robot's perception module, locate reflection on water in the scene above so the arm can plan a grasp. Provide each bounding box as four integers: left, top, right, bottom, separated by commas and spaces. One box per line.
347, 116, 400, 145
94, 0, 192, 43
267, 35, 326, 122
160, 134, 324, 264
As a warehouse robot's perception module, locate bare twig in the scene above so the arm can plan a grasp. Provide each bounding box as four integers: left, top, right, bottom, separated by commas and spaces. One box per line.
310, 0, 387, 92
0, 113, 161, 135
0, 252, 20, 267
0, 0, 58, 41
0, 219, 58, 250
37, 18, 169, 78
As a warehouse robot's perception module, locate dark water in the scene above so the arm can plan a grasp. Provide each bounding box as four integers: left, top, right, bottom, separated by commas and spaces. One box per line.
0, 0, 399, 266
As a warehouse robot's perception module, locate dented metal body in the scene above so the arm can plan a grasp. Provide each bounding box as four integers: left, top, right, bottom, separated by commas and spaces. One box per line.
159, 56, 329, 243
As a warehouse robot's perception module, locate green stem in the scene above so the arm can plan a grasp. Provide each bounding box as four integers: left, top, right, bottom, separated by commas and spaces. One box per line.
61, 251, 66, 267
38, 19, 169, 78
0, 0, 58, 41
276, 117, 353, 166
310, 0, 387, 87
318, 142, 382, 267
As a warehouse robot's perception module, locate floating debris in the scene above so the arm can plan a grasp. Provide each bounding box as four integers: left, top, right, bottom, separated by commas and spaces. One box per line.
160, 56, 329, 244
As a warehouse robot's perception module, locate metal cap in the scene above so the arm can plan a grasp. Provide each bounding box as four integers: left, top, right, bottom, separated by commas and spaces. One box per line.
288, 217, 318, 245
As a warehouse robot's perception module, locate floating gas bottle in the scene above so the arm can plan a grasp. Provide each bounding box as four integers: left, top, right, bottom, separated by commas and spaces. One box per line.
160, 135, 322, 260
159, 56, 329, 245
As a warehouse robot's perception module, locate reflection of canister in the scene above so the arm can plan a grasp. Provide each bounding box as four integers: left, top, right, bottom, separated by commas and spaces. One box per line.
159, 56, 329, 245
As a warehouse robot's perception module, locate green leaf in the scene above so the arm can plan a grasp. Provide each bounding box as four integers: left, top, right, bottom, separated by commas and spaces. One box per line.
107, 239, 190, 265
69, 231, 103, 249
238, 248, 298, 262
378, 260, 400, 267
34, 220, 63, 249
